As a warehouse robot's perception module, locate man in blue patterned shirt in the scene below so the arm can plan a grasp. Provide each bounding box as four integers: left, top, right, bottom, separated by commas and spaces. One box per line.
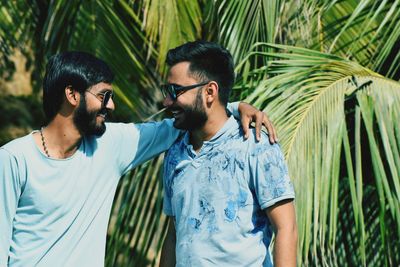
160, 41, 297, 267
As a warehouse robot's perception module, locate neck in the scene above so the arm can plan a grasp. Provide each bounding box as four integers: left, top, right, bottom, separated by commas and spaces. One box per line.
40, 115, 82, 159
190, 105, 229, 152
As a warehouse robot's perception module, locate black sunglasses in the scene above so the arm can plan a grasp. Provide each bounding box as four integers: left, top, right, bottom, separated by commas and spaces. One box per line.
87, 90, 114, 108
160, 81, 209, 101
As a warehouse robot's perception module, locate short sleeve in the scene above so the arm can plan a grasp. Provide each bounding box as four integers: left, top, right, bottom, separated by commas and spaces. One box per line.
0, 148, 22, 265
249, 142, 295, 210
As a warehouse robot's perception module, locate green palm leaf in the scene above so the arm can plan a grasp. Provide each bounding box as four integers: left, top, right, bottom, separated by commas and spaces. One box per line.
140, 0, 202, 72
237, 43, 400, 266
106, 155, 167, 267
2, 0, 164, 119
217, 0, 280, 65
2, 1, 400, 266
321, 0, 400, 78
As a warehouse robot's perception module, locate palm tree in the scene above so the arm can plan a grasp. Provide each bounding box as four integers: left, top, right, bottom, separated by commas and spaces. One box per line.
237, 43, 400, 266
1, 0, 399, 266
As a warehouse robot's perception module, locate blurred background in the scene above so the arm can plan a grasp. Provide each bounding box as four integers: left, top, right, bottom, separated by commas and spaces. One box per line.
1, 0, 399, 266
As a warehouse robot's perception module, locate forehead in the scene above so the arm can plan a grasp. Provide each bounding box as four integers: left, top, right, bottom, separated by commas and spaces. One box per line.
89, 82, 112, 92
168, 62, 197, 84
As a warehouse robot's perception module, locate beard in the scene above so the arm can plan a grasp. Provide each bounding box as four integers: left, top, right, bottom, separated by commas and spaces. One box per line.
172, 90, 208, 131
73, 96, 107, 137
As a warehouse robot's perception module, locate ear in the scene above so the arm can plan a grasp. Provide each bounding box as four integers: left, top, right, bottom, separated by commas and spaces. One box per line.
205, 81, 219, 104
65, 86, 80, 107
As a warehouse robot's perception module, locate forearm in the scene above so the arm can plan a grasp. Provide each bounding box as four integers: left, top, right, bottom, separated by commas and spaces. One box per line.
273, 226, 298, 267
160, 238, 176, 267
160, 219, 176, 267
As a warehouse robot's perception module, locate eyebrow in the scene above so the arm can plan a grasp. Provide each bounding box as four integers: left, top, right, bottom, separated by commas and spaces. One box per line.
98, 88, 113, 93
168, 83, 183, 87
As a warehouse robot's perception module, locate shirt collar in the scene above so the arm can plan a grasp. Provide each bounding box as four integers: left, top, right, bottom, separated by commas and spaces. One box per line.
182, 116, 239, 147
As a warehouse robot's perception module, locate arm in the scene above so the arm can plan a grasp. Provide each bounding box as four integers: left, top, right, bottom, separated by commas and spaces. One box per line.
115, 119, 181, 174
228, 102, 278, 143
132, 119, 180, 166
160, 217, 176, 267
128, 100, 275, 168
266, 200, 297, 267
0, 149, 21, 265
249, 138, 296, 266
130, 100, 276, 168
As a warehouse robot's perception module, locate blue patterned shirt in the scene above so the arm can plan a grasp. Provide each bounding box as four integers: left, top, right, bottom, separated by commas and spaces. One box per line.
163, 116, 295, 267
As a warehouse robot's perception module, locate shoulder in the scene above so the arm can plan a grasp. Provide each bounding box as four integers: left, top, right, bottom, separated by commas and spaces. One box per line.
104, 122, 136, 134
1, 133, 34, 159
0, 136, 29, 179
0, 142, 28, 190
235, 127, 286, 164
97, 122, 138, 143
0, 147, 19, 174
229, 122, 275, 150
0, 146, 14, 161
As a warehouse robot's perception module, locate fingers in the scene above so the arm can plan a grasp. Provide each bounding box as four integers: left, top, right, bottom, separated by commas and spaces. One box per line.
241, 116, 250, 139
253, 111, 278, 143
238, 102, 278, 143
255, 111, 263, 142
263, 114, 278, 144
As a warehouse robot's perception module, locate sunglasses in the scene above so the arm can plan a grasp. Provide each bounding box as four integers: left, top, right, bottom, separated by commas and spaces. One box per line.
87, 90, 114, 108
160, 81, 209, 101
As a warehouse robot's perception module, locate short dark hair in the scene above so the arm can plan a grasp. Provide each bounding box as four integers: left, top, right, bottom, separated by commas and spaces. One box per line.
166, 41, 234, 106
43, 51, 114, 122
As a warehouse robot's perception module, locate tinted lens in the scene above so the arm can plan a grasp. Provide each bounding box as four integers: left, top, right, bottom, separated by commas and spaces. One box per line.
161, 84, 176, 100
102, 91, 113, 107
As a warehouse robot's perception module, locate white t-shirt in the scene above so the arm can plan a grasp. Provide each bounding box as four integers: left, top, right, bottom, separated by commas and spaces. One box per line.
0, 120, 179, 266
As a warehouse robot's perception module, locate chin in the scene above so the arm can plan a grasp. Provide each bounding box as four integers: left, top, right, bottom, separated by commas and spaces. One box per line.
173, 120, 184, 130
93, 123, 107, 136
83, 122, 106, 137
173, 120, 200, 131
173, 118, 188, 130
93, 129, 106, 137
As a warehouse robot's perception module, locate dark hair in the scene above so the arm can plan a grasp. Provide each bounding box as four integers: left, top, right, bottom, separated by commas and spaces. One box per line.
166, 41, 234, 106
42, 51, 114, 121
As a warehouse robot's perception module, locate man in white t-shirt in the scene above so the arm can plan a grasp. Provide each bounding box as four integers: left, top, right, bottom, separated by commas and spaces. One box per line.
0, 51, 276, 266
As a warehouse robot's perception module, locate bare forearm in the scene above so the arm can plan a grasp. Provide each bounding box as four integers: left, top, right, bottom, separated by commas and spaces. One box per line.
273, 227, 298, 267
160, 219, 176, 267
160, 239, 175, 267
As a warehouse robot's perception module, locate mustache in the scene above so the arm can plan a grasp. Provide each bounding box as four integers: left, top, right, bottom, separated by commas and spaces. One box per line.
98, 108, 108, 116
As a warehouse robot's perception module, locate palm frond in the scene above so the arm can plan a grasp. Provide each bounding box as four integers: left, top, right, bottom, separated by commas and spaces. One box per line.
320, 0, 400, 78
106, 155, 167, 267
140, 0, 202, 72
237, 43, 400, 266
217, 0, 281, 65
3, 1, 400, 266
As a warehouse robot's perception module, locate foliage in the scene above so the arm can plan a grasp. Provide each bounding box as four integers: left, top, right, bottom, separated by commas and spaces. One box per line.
236, 43, 400, 266
1, 0, 400, 266
0, 95, 44, 146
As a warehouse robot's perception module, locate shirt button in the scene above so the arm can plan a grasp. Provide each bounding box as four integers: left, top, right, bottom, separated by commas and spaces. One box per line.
191, 161, 201, 168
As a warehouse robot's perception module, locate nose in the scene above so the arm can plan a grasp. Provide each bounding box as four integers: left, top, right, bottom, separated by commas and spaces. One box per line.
163, 94, 174, 107
105, 98, 115, 111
